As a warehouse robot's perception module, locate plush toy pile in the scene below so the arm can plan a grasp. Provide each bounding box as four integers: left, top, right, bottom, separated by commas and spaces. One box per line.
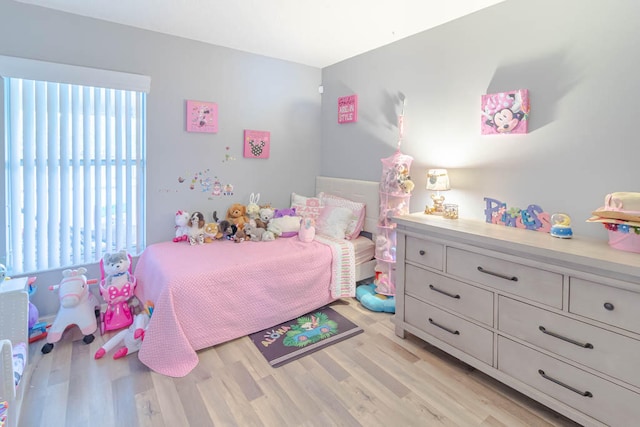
172, 192, 313, 244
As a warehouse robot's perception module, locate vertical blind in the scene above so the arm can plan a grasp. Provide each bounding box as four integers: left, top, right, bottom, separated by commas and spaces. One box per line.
4, 77, 146, 274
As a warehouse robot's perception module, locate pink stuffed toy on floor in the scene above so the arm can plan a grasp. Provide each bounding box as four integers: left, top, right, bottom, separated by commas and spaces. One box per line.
94, 311, 150, 360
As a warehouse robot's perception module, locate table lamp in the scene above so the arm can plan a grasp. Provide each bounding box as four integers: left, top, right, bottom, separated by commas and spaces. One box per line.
425, 169, 450, 214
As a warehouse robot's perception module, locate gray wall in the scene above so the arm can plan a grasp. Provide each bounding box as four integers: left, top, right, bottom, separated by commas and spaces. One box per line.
321, 0, 640, 240
2, 0, 639, 316
0, 0, 321, 315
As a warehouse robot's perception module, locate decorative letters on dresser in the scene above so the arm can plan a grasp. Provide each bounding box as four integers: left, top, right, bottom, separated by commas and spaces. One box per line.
393, 213, 640, 427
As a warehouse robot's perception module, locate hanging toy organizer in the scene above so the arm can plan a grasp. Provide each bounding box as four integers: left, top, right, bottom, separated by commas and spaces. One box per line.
374, 150, 413, 296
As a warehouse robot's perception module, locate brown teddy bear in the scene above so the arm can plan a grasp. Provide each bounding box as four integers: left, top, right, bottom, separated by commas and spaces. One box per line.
226, 203, 249, 230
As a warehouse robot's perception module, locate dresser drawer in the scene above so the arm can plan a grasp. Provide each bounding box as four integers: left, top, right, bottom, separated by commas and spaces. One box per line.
405, 296, 493, 365
446, 247, 563, 309
405, 237, 443, 271
570, 278, 640, 335
406, 264, 493, 326
499, 296, 640, 389
498, 336, 640, 427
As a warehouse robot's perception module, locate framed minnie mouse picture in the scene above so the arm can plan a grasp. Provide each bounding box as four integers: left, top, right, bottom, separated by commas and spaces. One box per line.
481, 89, 529, 135
243, 130, 270, 159
186, 100, 218, 133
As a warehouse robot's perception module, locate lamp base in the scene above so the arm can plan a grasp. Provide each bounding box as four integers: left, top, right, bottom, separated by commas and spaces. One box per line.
425, 193, 446, 215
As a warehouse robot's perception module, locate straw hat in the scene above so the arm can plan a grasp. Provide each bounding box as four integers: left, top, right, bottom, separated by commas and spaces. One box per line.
590, 192, 640, 222
586, 215, 640, 228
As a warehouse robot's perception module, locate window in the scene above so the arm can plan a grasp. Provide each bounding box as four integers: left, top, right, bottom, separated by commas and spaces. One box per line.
1, 56, 149, 275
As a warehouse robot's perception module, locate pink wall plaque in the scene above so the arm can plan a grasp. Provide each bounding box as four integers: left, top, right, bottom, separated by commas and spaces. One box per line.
338, 94, 358, 124
481, 89, 529, 135
243, 130, 270, 159
186, 100, 218, 133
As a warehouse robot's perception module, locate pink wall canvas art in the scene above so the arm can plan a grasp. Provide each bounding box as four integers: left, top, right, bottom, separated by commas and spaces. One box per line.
481, 89, 529, 135
186, 100, 218, 133
338, 94, 358, 124
243, 130, 270, 159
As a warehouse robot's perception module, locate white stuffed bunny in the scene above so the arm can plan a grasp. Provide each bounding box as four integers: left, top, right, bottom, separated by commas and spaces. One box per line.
247, 193, 261, 220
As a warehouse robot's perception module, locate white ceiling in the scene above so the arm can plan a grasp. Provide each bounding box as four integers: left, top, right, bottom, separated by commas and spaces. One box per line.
15, 0, 506, 68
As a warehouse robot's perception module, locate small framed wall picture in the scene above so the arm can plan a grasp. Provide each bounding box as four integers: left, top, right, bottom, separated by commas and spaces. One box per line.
243, 130, 270, 159
338, 94, 358, 124
186, 100, 218, 133
480, 89, 529, 135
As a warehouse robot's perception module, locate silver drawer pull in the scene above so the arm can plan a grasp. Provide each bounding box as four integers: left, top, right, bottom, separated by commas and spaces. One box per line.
539, 326, 594, 349
538, 369, 593, 398
476, 266, 518, 282
428, 318, 460, 335
429, 284, 460, 299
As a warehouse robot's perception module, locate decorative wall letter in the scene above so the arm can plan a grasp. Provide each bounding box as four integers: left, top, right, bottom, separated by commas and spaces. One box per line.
483, 197, 551, 233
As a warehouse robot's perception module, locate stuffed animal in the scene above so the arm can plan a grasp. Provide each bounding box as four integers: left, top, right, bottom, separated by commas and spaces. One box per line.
262, 230, 276, 241
259, 207, 275, 226
244, 223, 265, 242
218, 220, 236, 240
42, 268, 99, 354
267, 220, 282, 238
173, 210, 190, 242
269, 216, 301, 238
274, 207, 296, 218
398, 174, 415, 193
99, 250, 138, 333
299, 217, 316, 242
226, 203, 249, 230
401, 179, 415, 193
102, 250, 132, 289
247, 193, 261, 220
203, 222, 222, 242
233, 227, 246, 243
94, 311, 150, 360
188, 211, 206, 245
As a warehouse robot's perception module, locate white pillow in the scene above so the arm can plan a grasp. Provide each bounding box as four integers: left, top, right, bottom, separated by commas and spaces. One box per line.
291, 193, 323, 221
318, 192, 366, 240
316, 206, 354, 239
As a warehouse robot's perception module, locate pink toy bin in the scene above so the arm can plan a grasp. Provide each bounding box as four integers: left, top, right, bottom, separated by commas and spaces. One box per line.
607, 229, 640, 254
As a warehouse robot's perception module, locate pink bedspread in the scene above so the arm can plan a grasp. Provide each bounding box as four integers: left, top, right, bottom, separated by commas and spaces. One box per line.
134, 238, 336, 377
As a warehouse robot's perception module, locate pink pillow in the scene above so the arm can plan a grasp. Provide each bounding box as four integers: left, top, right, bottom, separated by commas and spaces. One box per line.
318, 192, 366, 240
291, 193, 323, 221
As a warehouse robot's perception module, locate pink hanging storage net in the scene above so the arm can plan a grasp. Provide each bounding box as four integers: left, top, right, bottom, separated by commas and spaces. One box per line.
375, 150, 413, 295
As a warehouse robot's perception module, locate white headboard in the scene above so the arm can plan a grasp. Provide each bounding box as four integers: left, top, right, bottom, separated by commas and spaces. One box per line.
315, 176, 380, 234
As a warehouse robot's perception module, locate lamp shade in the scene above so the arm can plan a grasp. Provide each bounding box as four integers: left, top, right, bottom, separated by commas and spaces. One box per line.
426, 169, 450, 191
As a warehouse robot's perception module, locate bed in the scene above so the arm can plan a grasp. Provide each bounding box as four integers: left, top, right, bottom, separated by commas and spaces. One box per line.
134, 176, 379, 377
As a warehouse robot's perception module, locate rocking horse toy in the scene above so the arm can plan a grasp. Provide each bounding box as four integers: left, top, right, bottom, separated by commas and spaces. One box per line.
98, 250, 138, 334
42, 267, 100, 354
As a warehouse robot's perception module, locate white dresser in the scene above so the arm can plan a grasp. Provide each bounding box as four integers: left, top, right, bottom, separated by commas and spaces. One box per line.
393, 213, 640, 427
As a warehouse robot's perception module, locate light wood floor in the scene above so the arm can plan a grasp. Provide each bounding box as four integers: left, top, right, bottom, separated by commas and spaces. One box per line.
20, 298, 581, 427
